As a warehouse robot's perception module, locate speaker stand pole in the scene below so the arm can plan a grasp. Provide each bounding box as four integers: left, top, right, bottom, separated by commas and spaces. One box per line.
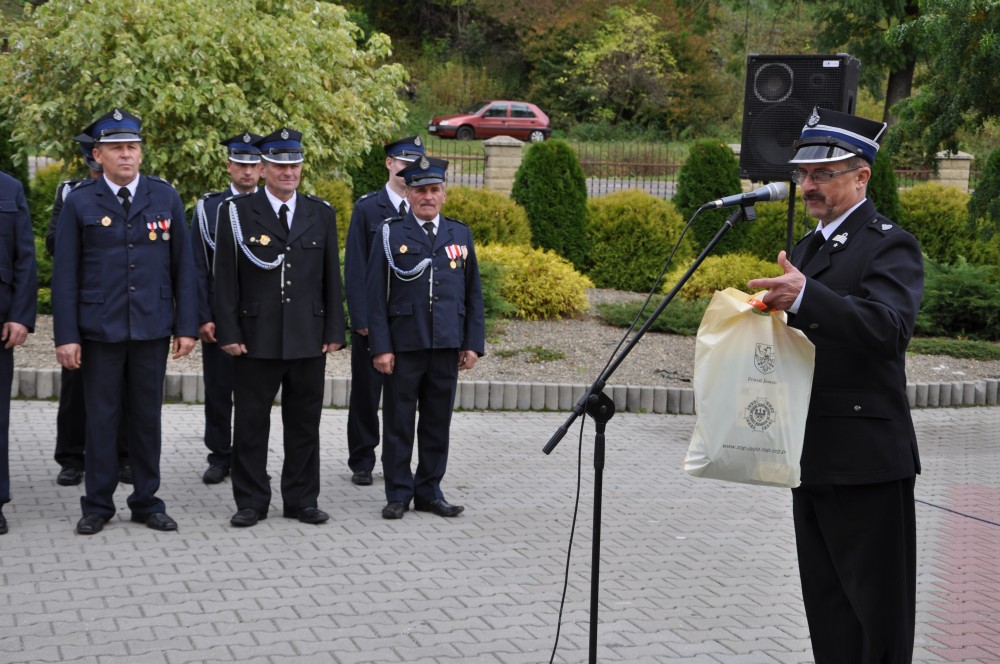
785, 181, 797, 255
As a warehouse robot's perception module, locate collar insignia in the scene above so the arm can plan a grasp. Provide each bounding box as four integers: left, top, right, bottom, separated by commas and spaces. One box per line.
881, 224, 892, 231
832, 232, 849, 246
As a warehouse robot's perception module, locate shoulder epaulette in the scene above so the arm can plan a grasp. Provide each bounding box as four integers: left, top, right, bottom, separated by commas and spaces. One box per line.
356, 190, 378, 203
199, 191, 223, 200
304, 193, 332, 208
146, 174, 174, 187
225, 191, 252, 203
71, 178, 97, 191
444, 215, 469, 228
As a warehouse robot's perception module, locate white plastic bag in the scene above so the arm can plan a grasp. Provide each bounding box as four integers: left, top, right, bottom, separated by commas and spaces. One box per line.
684, 288, 815, 488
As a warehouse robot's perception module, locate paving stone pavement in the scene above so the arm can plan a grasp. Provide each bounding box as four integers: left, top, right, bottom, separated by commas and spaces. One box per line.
0, 401, 997, 663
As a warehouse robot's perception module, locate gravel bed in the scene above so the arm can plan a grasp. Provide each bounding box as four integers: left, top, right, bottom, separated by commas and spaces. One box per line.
22, 289, 1000, 388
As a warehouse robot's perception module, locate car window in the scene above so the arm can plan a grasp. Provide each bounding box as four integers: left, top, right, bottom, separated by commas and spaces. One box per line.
483, 103, 508, 118
510, 104, 536, 119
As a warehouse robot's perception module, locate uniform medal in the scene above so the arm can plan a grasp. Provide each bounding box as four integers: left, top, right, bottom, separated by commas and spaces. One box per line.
147, 220, 157, 240
160, 217, 172, 241
260, 235, 271, 246
101, 216, 112, 227
400, 245, 408, 254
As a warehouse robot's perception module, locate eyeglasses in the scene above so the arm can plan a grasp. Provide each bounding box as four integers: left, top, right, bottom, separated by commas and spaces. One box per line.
790, 166, 862, 184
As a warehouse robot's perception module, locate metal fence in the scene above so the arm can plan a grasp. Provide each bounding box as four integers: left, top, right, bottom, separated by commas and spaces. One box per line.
422, 136, 485, 189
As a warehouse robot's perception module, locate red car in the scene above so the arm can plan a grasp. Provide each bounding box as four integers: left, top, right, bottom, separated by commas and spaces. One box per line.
428, 100, 551, 142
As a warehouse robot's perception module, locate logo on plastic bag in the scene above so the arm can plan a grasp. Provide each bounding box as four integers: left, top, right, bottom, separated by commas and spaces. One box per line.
754, 343, 776, 375
744, 397, 776, 431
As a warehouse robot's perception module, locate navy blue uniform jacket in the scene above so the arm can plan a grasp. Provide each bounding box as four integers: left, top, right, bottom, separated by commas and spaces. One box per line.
789, 199, 923, 486
52, 175, 197, 345
343, 188, 396, 331
191, 190, 230, 325
0, 172, 38, 331
213, 189, 345, 359
366, 213, 485, 356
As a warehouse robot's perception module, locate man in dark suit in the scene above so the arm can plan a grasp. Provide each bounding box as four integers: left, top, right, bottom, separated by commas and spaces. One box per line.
0, 170, 38, 536
53, 108, 199, 535
342, 136, 425, 486
46, 132, 130, 488
191, 132, 263, 485
214, 127, 345, 528
366, 157, 485, 520
748, 107, 924, 663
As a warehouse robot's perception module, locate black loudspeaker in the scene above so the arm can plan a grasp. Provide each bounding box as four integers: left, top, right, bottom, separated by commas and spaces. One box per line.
739, 53, 860, 182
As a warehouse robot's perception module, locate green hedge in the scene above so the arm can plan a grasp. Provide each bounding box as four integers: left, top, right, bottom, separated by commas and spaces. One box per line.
443, 186, 532, 247
584, 189, 694, 291
477, 243, 592, 320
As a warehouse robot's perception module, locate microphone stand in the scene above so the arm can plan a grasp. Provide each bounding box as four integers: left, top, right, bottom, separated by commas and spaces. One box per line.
544, 203, 759, 664
784, 181, 797, 255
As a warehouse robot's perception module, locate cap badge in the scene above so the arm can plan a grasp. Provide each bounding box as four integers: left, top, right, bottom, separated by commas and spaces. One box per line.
243, 132, 251, 143
113, 109, 123, 121
414, 136, 422, 146
281, 128, 289, 140
806, 108, 820, 127
419, 157, 429, 169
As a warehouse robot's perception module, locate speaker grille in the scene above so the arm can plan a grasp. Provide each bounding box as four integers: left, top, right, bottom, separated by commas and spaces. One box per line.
739, 54, 860, 182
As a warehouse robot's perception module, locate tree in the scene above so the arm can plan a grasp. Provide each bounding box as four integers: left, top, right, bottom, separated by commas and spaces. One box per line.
563, 6, 679, 128
0, 0, 407, 205
888, 0, 1000, 159
808, 0, 923, 126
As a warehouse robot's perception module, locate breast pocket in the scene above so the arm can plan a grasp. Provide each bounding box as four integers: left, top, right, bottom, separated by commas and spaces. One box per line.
0, 199, 15, 236
82, 215, 118, 248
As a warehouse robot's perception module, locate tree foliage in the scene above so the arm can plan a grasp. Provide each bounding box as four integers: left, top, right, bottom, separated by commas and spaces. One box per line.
562, 6, 679, 128
0, 0, 408, 205
969, 148, 1000, 237
889, 0, 1000, 158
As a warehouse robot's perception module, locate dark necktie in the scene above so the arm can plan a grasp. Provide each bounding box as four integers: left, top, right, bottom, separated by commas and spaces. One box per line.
798, 230, 826, 268
398, 201, 407, 216
278, 203, 290, 233
118, 187, 131, 215
423, 221, 436, 245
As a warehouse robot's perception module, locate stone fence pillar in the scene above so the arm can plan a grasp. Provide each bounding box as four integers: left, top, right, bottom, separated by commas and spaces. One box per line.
482, 135, 525, 197
935, 151, 973, 192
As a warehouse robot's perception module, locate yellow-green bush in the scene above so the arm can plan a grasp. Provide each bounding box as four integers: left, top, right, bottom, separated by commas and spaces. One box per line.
443, 186, 532, 246
310, 178, 354, 248
743, 198, 816, 262
478, 244, 593, 320
899, 183, 974, 265
585, 189, 695, 292
663, 252, 782, 301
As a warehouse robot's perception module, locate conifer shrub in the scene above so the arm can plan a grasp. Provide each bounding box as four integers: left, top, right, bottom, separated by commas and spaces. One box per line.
742, 199, 814, 262
511, 140, 589, 270
663, 252, 782, 301
867, 150, 903, 223
477, 243, 593, 320
899, 183, 977, 265
442, 186, 532, 246
346, 144, 388, 199
968, 148, 1000, 239
915, 258, 1000, 341
584, 189, 695, 292
29, 162, 65, 314
671, 139, 744, 254
310, 178, 354, 248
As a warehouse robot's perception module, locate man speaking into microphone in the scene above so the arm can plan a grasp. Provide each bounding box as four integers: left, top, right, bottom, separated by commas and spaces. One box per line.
747, 108, 923, 663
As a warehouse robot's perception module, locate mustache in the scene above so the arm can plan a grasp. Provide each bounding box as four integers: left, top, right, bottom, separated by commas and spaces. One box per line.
803, 193, 825, 201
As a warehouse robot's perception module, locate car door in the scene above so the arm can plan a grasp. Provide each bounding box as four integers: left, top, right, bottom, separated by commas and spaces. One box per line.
478, 103, 509, 138
508, 103, 540, 140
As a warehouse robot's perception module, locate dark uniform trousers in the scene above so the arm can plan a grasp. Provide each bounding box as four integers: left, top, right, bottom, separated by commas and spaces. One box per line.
347, 332, 382, 472
192, 190, 236, 469
343, 189, 398, 473
381, 348, 458, 504
787, 199, 923, 663
231, 355, 325, 513
80, 339, 169, 517
47, 180, 128, 472
0, 171, 39, 506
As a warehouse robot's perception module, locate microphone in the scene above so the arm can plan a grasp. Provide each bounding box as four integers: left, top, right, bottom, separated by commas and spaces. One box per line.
699, 182, 789, 211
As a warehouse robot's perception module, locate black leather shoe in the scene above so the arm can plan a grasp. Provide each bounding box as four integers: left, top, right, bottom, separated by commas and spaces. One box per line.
414, 498, 465, 517
132, 512, 177, 531
57, 466, 83, 486
283, 506, 330, 524
76, 513, 110, 535
118, 464, 133, 485
202, 465, 230, 484
381, 501, 408, 520
0, 509, 7, 535
230, 508, 266, 527
351, 470, 373, 486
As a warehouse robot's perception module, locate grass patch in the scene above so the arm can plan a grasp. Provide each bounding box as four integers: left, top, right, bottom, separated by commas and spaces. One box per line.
492, 345, 567, 363
908, 337, 1000, 361
595, 297, 709, 336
